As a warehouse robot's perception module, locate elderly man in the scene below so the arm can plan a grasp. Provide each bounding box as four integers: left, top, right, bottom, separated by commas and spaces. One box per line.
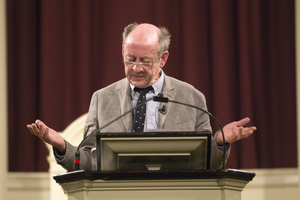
27, 23, 256, 171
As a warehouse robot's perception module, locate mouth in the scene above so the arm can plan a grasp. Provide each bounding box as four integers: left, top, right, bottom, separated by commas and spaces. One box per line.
132, 74, 144, 79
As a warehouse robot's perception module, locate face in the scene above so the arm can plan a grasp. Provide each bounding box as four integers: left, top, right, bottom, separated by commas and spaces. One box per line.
123, 42, 161, 88
122, 24, 169, 88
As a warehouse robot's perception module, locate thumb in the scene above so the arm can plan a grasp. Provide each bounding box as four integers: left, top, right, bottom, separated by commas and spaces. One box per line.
35, 119, 46, 128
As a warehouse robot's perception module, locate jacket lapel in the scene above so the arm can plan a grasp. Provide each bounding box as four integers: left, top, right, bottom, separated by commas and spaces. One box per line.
117, 78, 132, 132
158, 75, 176, 128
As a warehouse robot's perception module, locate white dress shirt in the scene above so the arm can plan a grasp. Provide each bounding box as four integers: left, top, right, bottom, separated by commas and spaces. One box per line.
130, 69, 165, 131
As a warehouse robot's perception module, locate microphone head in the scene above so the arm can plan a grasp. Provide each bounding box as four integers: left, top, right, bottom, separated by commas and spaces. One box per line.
154, 93, 169, 102
158, 105, 167, 114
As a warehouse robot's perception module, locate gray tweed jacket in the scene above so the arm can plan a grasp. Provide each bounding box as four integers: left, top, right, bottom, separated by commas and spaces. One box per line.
55, 75, 230, 171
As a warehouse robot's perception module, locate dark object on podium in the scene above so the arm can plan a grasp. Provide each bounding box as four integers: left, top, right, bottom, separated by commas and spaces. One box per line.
95, 131, 211, 172
53, 169, 255, 183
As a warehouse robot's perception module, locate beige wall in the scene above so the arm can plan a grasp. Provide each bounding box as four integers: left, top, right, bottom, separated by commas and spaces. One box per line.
0, 0, 8, 199
296, 0, 300, 195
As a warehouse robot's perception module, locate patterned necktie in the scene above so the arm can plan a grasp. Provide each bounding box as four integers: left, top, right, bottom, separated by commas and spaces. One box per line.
132, 86, 153, 132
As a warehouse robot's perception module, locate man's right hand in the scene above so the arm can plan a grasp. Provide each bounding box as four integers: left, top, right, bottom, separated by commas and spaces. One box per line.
27, 120, 66, 153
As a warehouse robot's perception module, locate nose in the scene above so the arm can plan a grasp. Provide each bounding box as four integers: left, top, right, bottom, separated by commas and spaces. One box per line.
132, 64, 144, 72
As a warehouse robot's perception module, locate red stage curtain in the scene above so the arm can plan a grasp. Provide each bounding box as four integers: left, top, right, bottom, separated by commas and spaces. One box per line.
7, 0, 296, 171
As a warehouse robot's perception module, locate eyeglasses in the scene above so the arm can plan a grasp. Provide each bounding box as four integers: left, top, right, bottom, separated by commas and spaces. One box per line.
123, 57, 160, 69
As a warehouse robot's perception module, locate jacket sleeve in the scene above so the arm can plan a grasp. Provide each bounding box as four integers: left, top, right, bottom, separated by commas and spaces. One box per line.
53, 91, 100, 171
54, 135, 95, 171
210, 131, 231, 169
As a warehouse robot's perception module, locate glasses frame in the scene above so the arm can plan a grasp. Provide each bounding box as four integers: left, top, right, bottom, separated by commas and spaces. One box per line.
123, 56, 160, 69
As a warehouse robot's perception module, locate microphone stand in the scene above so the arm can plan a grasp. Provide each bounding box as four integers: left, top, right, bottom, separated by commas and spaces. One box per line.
75, 96, 155, 170
154, 95, 226, 170
75, 94, 227, 171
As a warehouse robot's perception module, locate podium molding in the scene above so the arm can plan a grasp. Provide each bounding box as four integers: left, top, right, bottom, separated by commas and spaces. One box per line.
54, 169, 255, 200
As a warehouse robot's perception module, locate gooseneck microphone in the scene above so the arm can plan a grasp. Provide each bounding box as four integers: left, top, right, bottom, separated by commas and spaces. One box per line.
74, 96, 156, 170
75, 93, 227, 170
154, 93, 226, 170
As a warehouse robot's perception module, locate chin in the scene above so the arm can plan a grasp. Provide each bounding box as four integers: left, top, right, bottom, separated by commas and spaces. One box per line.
129, 79, 147, 88
133, 83, 147, 88
131, 81, 148, 88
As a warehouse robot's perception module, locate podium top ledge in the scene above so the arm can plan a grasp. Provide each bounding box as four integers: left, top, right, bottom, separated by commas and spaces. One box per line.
53, 169, 255, 184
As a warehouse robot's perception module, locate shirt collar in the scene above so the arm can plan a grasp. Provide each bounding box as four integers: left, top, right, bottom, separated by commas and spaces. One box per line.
130, 68, 165, 95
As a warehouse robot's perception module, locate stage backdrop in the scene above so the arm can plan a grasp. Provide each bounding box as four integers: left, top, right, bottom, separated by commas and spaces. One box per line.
7, 0, 296, 172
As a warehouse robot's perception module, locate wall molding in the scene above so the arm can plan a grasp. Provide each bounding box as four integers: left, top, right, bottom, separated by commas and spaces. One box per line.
243, 168, 299, 187
7, 172, 50, 190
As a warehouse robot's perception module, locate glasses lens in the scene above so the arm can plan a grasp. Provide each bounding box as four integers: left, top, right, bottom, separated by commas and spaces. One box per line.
123, 58, 159, 68
125, 61, 134, 67
140, 63, 151, 67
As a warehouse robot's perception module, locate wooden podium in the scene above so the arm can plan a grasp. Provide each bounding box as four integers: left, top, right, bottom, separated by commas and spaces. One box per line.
53, 169, 255, 200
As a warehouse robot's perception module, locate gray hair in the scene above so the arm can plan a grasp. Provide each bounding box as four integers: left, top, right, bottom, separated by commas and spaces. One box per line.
122, 22, 171, 57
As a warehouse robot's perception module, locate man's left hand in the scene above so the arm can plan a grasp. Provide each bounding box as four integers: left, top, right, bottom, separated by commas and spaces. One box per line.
216, 117, 257, 145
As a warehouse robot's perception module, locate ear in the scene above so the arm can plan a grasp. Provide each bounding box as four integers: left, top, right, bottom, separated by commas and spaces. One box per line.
159, 51, 169, 69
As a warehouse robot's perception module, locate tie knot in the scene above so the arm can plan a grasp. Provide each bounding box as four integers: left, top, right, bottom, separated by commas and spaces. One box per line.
134, 86, 153, 94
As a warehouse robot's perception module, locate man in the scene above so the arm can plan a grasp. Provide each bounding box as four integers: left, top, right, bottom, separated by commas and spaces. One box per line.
27, 23, 256, 171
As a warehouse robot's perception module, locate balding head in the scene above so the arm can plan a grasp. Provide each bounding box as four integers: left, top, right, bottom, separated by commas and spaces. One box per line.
126, 24, 159, 49
122, 23, 171, 57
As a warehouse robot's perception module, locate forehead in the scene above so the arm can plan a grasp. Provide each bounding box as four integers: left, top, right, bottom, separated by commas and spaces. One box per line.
124, 42, 157, 57
126, 24, 160, 44
125, 31, 158, 46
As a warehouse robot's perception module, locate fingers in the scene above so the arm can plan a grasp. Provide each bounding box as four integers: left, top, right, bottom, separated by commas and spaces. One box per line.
236, 117, 250, 127
35, 120, 45, 131
27, 120, 65, 151
220, 117, 257, 144
238, 126, 256, 140
27, 120, 48, 139
235, 117, 257, 136
27, 123, 38, 135
32, 123, 40, 133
